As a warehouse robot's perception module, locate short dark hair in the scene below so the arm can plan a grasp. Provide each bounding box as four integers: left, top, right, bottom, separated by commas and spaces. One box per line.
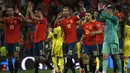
63, 6, 70, 11
86, 10, 95, 19
106, 4, 115, 12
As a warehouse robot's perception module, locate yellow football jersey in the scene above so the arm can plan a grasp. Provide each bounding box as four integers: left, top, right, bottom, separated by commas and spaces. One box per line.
47, 26, 63, 57
124, 25, 130, 56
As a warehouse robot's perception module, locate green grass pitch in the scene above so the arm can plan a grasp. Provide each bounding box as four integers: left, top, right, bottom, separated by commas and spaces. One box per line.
0, 69, 130, 73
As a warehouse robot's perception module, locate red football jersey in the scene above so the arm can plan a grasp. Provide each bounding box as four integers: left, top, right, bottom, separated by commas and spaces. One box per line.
95, 21, 104, 44
3, 17, 21, 43
32, 17, 48, 43
81, 21, 98, 46
54, 16, 79, 43
116, 12, 124, 22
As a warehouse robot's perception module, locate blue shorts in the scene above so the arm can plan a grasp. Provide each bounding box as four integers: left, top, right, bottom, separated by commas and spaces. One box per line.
81, 44, 96, 55
5, 43, 20, 53
63, 42, 76, 55
33, 41, 44, 56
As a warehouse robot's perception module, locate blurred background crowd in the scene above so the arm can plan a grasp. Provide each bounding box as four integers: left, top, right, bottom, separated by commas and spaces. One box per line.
0, 0, 130, 57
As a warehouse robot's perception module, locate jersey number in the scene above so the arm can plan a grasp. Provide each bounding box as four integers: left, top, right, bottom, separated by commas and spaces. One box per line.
113, 48, 119, 53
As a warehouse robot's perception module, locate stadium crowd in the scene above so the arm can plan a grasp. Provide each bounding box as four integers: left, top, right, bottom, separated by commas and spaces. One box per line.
0, 0, 130, 73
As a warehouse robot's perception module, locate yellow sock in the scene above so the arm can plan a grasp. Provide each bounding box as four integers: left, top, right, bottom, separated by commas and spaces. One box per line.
58, 57, 64, 72
52, 57, 58, 72
76, 42, 81, 59
96, 57, 100, 70
124, 59, 129, 67
87, 64, 89, 71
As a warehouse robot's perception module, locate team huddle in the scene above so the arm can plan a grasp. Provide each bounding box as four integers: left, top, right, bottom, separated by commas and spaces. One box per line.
0, 1, 130, 73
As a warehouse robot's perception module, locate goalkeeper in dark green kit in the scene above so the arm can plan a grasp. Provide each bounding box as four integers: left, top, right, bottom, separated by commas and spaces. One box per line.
96, 4, 122, 73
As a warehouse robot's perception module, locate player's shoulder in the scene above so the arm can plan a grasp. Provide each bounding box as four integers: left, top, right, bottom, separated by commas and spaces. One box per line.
71, 15, 78, 19
81, 22, 88, 27
42, 17, 47, 21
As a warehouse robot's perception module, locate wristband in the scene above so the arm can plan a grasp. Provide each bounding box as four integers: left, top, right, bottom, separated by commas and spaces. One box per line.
18, 13, 22, 16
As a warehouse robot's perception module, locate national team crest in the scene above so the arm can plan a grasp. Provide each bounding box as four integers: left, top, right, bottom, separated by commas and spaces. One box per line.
70, 20, 73, 23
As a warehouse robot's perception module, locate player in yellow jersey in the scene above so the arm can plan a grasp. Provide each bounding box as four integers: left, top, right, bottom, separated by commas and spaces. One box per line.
47, 26, 64, 73
123, 24, 130, 73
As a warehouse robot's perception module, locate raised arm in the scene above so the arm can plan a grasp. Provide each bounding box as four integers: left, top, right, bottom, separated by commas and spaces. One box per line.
14, 6, 29, 22
78, 1, 86, 13
101, 10, 118, 22
25, 6, 33, 23
27, 2, 40, 20
47, 28, 54, 40
74, 1, 86, 21
54, 12, 63, 27
26, 8, 29, 18
96, 13, 105, 22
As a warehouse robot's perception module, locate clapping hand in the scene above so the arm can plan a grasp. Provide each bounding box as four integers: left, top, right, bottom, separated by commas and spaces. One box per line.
57, 11, 63, 19
27, 2, 33, 11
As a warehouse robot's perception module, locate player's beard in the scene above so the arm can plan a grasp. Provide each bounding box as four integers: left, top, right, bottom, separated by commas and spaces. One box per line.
63, 14, 69, 18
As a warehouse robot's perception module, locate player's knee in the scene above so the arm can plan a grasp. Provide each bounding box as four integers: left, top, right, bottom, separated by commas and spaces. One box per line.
103, 54, 109, 59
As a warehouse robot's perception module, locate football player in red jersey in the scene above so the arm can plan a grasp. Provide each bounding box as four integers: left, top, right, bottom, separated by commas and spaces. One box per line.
0, 5, 27, 73
93, 11, 105, 73
95, 21, 104, 73
80, 11, 103, 73
54, 1, 85, 73
26, 2, 55, 73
